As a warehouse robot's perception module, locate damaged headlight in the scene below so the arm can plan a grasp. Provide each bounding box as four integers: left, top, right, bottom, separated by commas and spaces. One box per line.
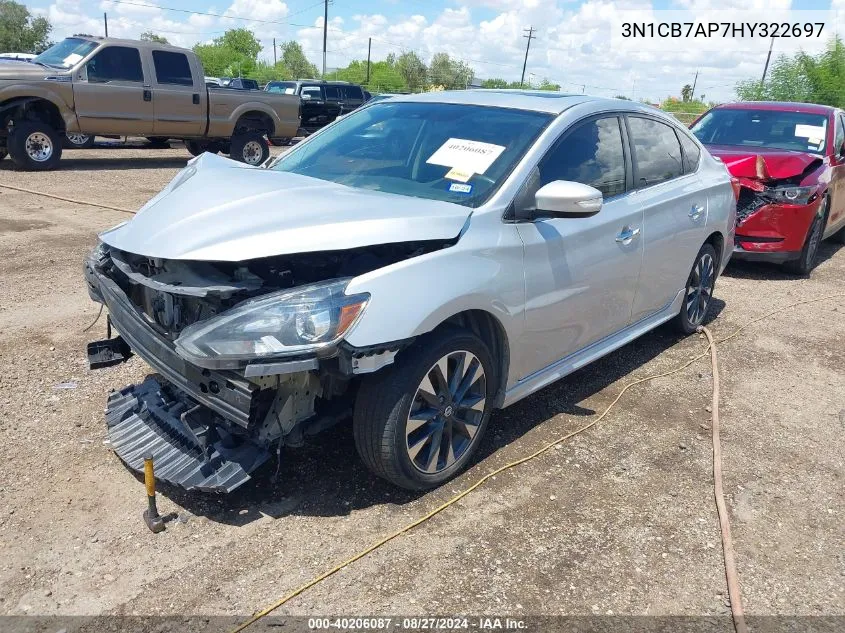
174, 279, 368, 365
765, 185, 817, 206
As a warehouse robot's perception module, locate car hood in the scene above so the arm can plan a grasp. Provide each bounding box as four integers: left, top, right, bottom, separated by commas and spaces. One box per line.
705, 145, 823, 180
100, 152, 472, 262
0, 60, 57, 80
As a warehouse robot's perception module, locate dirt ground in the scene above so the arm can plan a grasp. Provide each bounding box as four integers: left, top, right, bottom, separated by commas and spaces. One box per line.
0, 143, 843, 625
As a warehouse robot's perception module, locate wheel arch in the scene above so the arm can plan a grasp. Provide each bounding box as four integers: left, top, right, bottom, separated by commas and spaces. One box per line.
233, 108, 276, 136
704, 230, 726, 273
427, 309, 511, 409
0, 96, 68, 133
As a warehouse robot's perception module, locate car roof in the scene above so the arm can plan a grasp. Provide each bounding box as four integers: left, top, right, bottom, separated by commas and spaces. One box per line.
712, 101, 837, 116
74, 36, 192, 54
383, 89, 665, 116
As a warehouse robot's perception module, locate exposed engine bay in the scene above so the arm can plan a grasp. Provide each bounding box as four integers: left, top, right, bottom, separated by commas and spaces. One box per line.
85, 238, 454, 491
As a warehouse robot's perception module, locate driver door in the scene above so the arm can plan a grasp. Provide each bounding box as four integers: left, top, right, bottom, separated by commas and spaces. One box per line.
515, 115, 644, 378
72, 45, 154, 135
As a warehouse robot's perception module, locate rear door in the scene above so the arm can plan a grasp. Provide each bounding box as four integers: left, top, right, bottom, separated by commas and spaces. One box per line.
150, 49, 205, 137
627, 115, 708, 322
828, 112, 845, 231
342, 85, 365, 112
72, 45, 154, 135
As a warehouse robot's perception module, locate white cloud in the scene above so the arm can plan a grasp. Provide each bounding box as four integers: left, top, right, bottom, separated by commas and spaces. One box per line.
34, 0, 844, 102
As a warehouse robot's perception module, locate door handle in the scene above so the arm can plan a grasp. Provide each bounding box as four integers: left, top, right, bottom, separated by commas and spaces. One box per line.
615, 226, 641, 244
192, 93, 200, 105
689, 204, 705, 220
143, 89, 152, 102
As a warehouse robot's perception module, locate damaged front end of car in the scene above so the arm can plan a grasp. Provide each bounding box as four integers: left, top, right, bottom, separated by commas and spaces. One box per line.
720, 152, 825, 260
84, 238, 453, 492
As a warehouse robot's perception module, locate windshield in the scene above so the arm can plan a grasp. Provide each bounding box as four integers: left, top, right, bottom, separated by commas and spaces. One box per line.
271, 102, 552, 208
33, 38, 98, 69
691, 108, 828, 155
266, 81, 296, 94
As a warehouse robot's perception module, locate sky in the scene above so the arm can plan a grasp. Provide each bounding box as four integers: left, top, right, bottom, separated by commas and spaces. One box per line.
25, 0, 845, 103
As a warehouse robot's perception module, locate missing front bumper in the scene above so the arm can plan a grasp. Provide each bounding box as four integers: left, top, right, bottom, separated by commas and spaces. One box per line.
106, 377, 270, 492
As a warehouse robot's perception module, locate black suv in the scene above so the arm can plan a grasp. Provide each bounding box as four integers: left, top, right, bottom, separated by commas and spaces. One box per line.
265, 80, 368, 134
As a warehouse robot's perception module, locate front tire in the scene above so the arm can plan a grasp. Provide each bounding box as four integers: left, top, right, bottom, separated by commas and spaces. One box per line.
185, 140, 215, 157
353, 329, 496, 490
8, 121, 62, 171
674, 243, 717, 334
784, 197, 827, 276
230, 131, 270, 165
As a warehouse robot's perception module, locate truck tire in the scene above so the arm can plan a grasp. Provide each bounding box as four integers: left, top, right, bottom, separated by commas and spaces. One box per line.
353, 328, 496, 490
146, 136, 170, 148
8, 121, 63, 171
230, 131, 269, 165
185, 140, 215, 157
0, 150, 6, 162
64, 133, 95, 149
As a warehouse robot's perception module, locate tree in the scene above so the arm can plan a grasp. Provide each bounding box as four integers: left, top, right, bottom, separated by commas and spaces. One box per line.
735, 35, 844, 108
215, 28, 261, 60
0, 0, 52, 54
615, 94, 632, 100
396, 51, 428, 92
536, 78, 560, 91
481, 78, 509, 88
681, 83, 693, 102
279, 41, 319, 79
193, 28, 262, 78
428, 52, 473, 90
140, 31, 169, 45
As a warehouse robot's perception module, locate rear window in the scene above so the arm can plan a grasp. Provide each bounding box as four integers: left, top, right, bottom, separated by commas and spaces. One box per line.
324, 86, 342, 100
691, 108, 828, 155
343, 85, 364, 100
301, 86, 323, 99
628, 117, 684, 187
152, 50, 193, 86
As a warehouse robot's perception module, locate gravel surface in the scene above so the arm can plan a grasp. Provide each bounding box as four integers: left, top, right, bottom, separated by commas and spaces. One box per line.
0, 144, 843, 621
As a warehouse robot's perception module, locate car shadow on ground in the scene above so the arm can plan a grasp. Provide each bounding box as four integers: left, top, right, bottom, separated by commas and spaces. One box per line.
155, 299, 725, 527
1, 156, 192, 172
723, 240, 843, 280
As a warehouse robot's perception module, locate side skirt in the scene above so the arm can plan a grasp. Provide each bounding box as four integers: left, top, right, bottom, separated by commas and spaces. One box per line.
502, 289, 684, 408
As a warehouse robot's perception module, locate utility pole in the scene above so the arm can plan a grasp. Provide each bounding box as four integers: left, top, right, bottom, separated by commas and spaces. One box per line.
103, 12, 108, 37
273, 38, 277, 66
366, 37, 372, 85
691, 70, 699, 98
760, 36, 774, 87
520, 26, 535, 88
322, 0, 329, 77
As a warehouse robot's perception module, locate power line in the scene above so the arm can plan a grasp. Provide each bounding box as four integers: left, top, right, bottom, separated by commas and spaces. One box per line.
108, 0, 326, 29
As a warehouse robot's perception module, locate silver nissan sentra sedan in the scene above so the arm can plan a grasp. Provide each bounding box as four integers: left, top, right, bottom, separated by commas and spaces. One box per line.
84, 91, 736, 492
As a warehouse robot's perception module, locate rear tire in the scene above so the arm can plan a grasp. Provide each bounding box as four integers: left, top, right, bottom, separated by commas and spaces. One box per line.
353, 328, 496, 490
230, 131, 269, 165
146, 136, 170, 148
674, 243, 717, 334
8, 120, 62, 171
0, 150, 6, 162
784, 197, 827, 276
64, 133, 95, 149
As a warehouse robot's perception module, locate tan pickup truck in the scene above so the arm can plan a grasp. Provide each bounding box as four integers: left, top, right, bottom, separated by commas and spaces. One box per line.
0, 36, 301, 170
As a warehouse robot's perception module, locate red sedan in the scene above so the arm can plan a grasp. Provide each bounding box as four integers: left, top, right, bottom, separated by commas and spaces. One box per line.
691, 102, 845, 274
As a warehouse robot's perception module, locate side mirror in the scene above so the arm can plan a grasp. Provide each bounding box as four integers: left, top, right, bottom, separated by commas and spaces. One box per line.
534, 180, 603, 217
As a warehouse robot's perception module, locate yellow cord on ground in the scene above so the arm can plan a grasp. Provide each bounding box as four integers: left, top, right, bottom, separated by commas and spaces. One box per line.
229, 293, 844, 633
0, 183, 135, 214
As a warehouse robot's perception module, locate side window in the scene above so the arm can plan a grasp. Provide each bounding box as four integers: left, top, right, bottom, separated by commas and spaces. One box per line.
152, 50, 192, 86
324, 86, 342, 100
301, 86, 322, 100
538, 116, 626, 198
628, 117, 684, 187
678, 131, 701, 173
86, 46, 143, 83
343, 85, 363, 101
834, 114, 845, 156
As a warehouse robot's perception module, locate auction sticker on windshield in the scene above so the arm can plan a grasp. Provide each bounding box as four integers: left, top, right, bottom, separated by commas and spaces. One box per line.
427, 138, 506, 178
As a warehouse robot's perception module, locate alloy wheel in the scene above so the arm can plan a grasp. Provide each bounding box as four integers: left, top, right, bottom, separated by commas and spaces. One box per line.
686, 251, 714, 325
25, 132, 53, 162
66, 133, 91, 146
406, 350, 487, 474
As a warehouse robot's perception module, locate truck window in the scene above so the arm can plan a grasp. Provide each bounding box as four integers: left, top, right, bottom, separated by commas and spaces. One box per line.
343, 86, 363, 101
152, 50, 193, 86
324, 86, 342, 100
301, 86, 323, 100
87, 46, 144, 83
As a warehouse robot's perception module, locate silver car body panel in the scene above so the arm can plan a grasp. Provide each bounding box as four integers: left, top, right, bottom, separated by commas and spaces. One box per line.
97, 91, 735, 409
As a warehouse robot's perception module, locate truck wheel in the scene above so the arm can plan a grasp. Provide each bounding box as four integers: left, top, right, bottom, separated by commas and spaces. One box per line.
0, 150, 6, 162
8, 121, 63, 171
146, 136, 170, 148
353, 328, 496, 490
185, 140, 215, 156
64, 133, 95, 149
231, 132, 269, 165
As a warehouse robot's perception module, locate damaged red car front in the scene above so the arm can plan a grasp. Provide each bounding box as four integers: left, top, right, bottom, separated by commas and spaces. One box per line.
691, 102, 845, 274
